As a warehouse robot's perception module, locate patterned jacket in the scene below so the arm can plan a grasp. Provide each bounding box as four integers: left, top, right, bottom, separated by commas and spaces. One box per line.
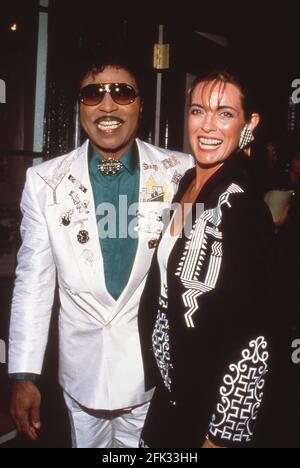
138, 150, 275, 448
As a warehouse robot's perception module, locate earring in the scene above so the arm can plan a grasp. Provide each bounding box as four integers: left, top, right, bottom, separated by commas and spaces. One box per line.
239, 126, 255, 150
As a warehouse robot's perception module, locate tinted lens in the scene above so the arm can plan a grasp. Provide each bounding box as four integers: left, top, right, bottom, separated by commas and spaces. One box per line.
110, 84, 137, 105
80, 84, 105, 106
79, 83, 139, 106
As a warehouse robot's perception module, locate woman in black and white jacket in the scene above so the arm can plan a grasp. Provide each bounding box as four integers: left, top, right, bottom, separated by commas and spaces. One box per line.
138, 70, 274, 448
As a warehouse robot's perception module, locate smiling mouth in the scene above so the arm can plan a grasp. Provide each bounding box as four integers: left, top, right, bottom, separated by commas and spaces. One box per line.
95, 117, 124, 132
198, 137, 223, 150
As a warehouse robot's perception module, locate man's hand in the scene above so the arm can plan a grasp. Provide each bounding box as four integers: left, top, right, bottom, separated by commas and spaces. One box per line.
10, 381, 42, 441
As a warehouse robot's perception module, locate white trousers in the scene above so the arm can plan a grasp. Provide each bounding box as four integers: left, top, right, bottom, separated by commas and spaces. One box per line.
64, 392, 150, 448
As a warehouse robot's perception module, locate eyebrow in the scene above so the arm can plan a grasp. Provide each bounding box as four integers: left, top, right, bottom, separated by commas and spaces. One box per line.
190, 103, 238, 112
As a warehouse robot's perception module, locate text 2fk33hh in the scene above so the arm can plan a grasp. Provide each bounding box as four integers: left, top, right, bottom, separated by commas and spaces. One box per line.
101, 452, 198, 465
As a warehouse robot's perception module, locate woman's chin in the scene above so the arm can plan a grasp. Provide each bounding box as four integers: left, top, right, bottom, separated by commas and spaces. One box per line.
194, 154, 225, 169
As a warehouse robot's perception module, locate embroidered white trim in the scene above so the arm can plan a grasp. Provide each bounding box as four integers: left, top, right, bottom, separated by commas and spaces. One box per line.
209, 336, 269, 443
152, 297, 173, 392
175, 183, 244, 328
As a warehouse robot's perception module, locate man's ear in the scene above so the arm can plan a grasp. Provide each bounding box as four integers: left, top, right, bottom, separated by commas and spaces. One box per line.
248, 112, 260, 132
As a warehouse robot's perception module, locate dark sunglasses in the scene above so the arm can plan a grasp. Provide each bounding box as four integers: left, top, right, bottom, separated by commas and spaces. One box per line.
79, 83, 140, 106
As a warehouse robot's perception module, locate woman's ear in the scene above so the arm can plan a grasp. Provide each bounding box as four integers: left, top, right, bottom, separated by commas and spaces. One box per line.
248, 112, 260, 132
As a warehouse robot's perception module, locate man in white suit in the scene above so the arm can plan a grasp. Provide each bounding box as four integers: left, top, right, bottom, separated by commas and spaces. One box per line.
9, 51, 194, 448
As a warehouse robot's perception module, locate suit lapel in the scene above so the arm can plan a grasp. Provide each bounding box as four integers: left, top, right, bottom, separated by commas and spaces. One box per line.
114, 139, 171, 316
65, 141, 116, 310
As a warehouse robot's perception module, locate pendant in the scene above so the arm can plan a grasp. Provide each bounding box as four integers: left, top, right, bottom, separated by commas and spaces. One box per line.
77, 230, 90, 244
98, 158, 124, 176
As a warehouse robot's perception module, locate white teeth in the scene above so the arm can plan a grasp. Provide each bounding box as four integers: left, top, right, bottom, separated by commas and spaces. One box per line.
198, 137, 223, 150
97, 121, 122, 131
199, 138, 223, 145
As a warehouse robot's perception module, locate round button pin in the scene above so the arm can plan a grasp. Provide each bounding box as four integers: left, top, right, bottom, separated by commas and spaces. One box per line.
77, 230, 90, 244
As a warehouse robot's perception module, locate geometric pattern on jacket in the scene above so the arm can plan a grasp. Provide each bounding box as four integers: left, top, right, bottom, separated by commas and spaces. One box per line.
209, 335, 269, 443
175, 183, 244, 328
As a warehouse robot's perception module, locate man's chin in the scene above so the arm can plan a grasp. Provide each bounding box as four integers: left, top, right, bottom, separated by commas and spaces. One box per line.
91, 139, 134, 156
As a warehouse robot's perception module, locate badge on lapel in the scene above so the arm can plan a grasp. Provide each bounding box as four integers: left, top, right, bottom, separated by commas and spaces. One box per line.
59, 209, 74, 227
69, 191, 90, 214
77, 230, 90, 244
68, 174, 88, 193
139, 176, 170, 203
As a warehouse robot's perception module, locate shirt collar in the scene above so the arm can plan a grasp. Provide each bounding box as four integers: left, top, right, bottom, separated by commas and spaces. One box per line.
89, 141, 138, 176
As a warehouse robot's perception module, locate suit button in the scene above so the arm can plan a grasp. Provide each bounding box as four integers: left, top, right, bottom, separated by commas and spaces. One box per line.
170, 400, 177, 406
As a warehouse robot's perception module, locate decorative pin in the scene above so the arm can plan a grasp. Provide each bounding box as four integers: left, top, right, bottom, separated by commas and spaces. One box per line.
60, 209, 74, 226
98, 158, 124, 176
77, 230, 90, 244
69, 191, 90, 214
162, 155, 180, 170
68, 175, 87, 193
148, 239, 159, 249
137, 211, 163, 235
171, 171, 183, 185
143, 163, 158, 172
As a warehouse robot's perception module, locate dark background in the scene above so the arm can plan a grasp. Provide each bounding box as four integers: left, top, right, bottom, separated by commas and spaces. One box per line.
1, 0, 300, 155
0, 0, 300, 448
0, 0, 38, 152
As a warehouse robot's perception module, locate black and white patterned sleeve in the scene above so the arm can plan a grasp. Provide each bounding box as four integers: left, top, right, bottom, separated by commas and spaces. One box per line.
207, 197, 274, 447
208, 335, 269, 445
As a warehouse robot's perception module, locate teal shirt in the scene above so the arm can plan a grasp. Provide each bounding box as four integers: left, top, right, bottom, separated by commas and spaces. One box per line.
89, 144, 140, 301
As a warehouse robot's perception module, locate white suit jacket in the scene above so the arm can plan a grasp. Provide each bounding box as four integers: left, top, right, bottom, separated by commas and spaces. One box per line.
9, 139, 194, 410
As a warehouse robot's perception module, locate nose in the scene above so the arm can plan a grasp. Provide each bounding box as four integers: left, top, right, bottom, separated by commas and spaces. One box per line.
201, 113, 217, 133
98, 92, 118, 113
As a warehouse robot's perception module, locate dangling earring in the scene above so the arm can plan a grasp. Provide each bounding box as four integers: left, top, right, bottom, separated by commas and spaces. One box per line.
239, 125, 255, 150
